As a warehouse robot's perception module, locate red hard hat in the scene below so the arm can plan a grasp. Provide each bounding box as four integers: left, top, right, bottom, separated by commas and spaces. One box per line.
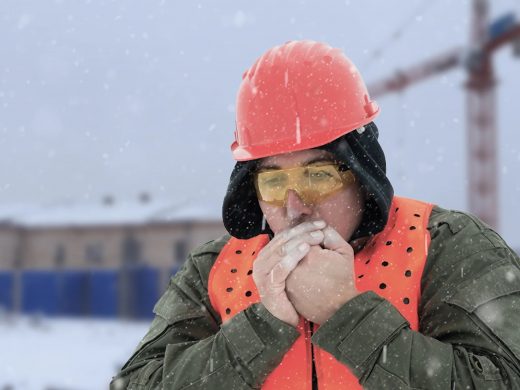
231, 40, 379, 161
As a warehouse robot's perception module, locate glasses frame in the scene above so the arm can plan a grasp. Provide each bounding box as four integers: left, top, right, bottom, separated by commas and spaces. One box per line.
253, 162, 356, 206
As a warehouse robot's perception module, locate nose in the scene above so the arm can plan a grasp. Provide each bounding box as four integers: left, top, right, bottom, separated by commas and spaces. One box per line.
285, 189, 313, 221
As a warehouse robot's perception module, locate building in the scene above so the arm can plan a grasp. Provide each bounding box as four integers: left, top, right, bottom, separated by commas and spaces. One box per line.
0, 196, 226, 318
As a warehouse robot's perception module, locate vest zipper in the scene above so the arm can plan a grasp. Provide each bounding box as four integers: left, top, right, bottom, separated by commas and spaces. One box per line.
310, 322, 318, 390
304, 319, 316, 390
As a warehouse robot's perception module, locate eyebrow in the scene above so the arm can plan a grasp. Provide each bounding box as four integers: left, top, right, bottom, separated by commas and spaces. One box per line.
258, 156, 334, 170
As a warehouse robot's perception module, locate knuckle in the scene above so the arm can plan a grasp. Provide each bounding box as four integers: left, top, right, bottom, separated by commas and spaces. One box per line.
277, 262, 290, 278
302, 232, 314, 242
268, 265, 282, 281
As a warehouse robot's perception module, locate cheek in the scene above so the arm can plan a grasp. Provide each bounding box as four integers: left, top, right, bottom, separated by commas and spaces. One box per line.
321, 188, 363, 215
315, 187, 364, 232
344, 182, 365, 208
258, 201, 285, 233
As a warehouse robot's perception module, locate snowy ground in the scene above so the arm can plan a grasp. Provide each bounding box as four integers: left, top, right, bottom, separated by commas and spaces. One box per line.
0, 313, 151, 390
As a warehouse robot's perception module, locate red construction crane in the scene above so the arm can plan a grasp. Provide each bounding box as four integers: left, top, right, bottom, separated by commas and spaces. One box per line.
368, 0, 520, 230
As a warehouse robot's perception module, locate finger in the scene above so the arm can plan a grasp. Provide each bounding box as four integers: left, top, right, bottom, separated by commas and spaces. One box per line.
255, 220, 325, 265
270, 242, 310, 284
322, 226, 353, 256
256, 230, 324, 275
283, 220, 326, 241
282, 230, 324, 256
267, 220, 326, 252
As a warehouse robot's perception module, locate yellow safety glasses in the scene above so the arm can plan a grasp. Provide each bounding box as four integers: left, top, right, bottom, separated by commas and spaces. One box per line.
254, 163, 356, 206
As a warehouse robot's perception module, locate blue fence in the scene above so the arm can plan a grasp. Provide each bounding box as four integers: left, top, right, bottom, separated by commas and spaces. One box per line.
89, 269, 119, 317
0, 266, 177, 319
131, 266, 160, 319
0, 271, 14, 311
60, 270, 89, 316
22, 271, 62, 315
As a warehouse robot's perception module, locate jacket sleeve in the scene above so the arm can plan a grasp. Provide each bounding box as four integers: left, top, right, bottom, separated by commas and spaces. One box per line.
110, 237, 300, 390
312, 207, 520, 389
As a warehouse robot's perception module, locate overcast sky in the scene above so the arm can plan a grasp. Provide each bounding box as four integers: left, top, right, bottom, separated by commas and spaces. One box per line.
1, 0, 519, 246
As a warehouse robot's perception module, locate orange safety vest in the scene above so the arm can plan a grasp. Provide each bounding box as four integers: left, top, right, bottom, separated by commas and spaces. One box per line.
208, 196, 433, 389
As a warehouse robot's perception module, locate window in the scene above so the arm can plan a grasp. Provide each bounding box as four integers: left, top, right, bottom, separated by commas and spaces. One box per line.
85, 243, 104, 265
54, 244, 66, 267
122, 234, 142, 265
173, 240, 188, 264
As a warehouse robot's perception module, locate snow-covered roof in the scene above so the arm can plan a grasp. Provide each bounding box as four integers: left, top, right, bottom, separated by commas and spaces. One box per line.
0, 203, 42, 225
155, 202, 223, 223
0, 199, 222, 228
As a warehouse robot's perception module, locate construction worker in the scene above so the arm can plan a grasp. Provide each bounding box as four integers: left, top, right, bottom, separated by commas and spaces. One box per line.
111, 40, 520, 389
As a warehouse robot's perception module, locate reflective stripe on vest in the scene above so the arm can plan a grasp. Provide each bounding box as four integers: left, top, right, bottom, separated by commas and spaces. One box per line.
208, 196, 434, 389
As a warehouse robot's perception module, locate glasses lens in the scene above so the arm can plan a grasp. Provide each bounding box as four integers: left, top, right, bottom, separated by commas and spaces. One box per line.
303, 165, 343, 194
255, 164, 355, 205
256, 170, 289, 203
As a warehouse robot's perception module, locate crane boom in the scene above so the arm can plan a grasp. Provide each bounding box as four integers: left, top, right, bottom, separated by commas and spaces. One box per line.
366, 0, 519, 230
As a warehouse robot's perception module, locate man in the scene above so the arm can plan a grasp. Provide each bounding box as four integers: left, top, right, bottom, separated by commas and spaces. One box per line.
111, 40, 520, 389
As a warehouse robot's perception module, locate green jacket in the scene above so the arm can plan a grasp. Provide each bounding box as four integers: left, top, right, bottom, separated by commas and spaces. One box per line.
110, 206, 520, 389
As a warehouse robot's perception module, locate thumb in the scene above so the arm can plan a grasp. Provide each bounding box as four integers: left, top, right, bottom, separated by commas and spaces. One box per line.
322, 226, 353, 257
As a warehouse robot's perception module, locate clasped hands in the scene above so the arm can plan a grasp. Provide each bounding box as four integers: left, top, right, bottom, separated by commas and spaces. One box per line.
252, 221, 360, 327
